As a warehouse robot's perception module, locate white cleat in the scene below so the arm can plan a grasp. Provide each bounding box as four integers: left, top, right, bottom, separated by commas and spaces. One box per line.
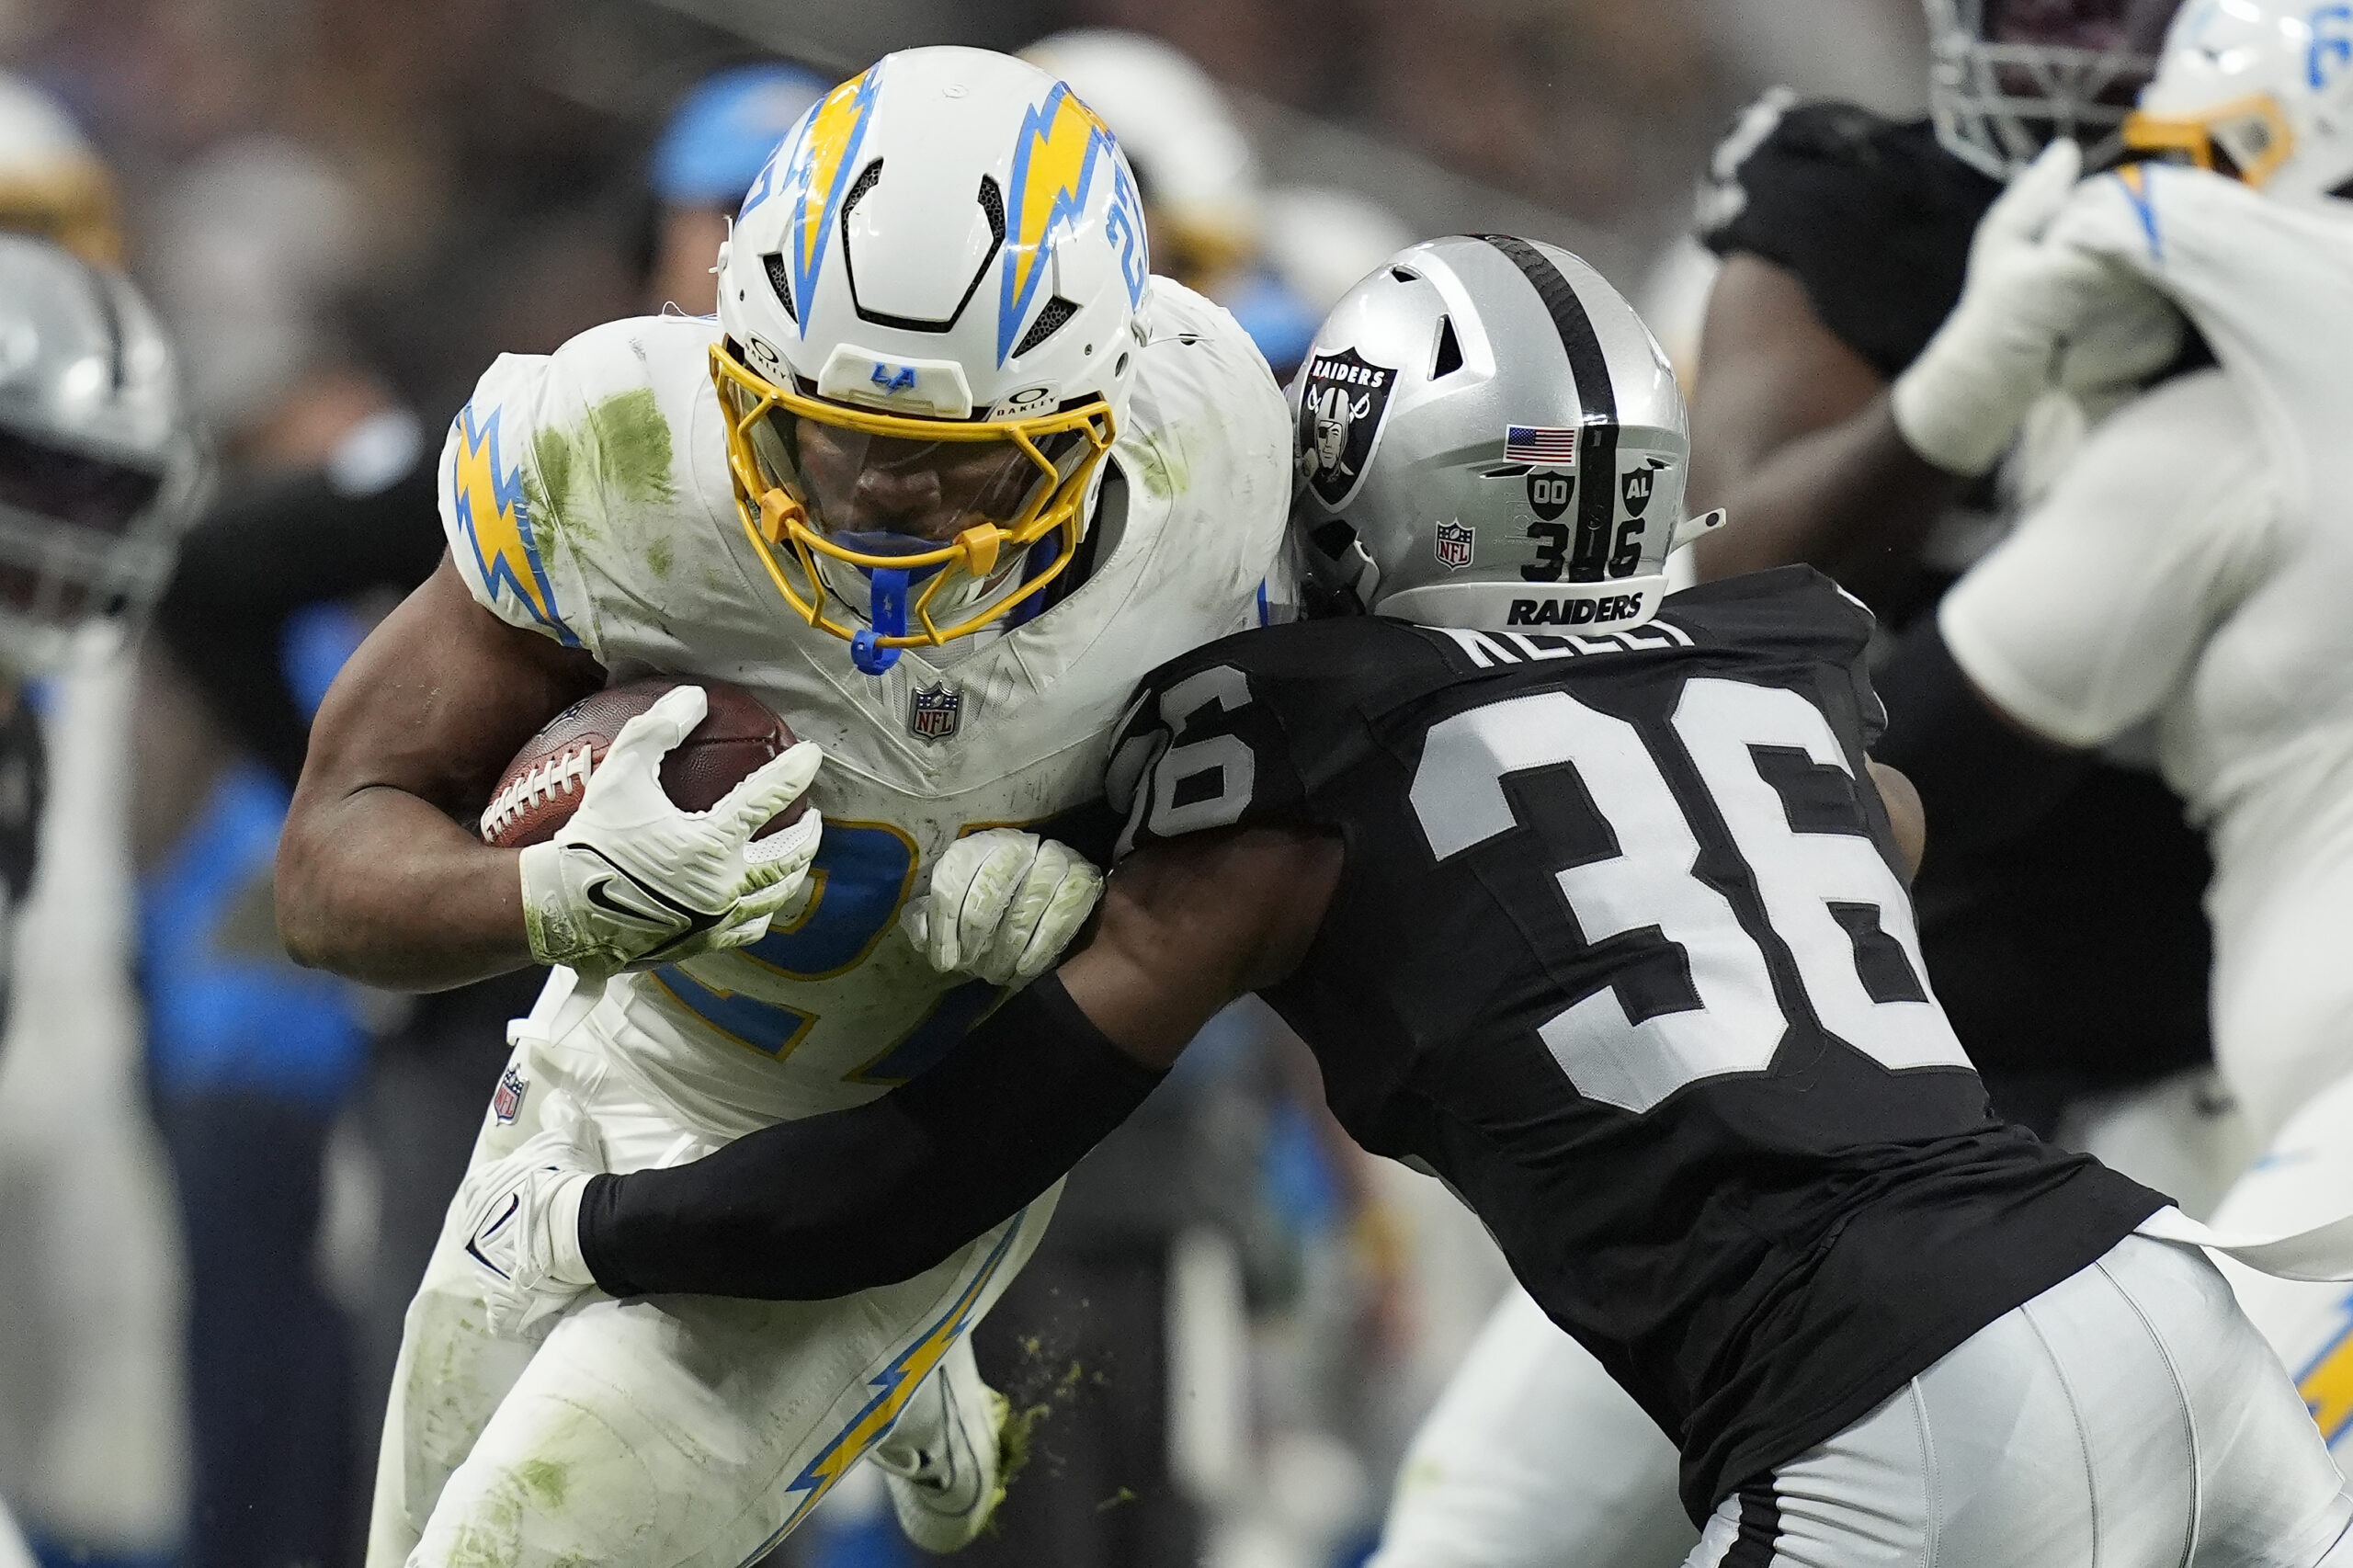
872, 1335, 1013, 1553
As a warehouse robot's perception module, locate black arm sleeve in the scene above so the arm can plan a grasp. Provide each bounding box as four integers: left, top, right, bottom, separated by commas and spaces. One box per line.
1871, 614, 2093, 858
575, 972, 1167, 1301
155, 462, 443, 789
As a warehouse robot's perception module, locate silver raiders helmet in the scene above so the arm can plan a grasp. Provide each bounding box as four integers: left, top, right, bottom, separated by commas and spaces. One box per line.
1290, 233, 1720, 637
0, 232, 202, 670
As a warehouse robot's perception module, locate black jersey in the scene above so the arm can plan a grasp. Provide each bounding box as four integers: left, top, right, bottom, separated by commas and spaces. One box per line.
1698, 97, 2216, 1113
1699, 98, 1998, 380
1109, 568, 2162, 1519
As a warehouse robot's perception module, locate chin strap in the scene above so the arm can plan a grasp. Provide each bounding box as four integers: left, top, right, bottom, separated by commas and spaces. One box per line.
1671, 507, 1728, 552
853, 567, 909, 676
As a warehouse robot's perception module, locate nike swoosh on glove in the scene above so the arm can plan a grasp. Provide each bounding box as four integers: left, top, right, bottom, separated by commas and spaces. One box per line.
460, 1095, 604, 1340
1892, 139, 2182, 477
517, 685, 824, 979
899, 828, 1104, 987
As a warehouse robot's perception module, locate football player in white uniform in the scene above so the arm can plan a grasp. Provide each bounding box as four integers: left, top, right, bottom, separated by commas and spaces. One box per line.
1931, 0, 2353, 1477
273, 46, 1291, 1568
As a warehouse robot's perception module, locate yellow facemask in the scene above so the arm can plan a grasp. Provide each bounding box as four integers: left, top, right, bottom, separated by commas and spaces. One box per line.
710, 340, 1117, 675
2122, 94, 2297, 188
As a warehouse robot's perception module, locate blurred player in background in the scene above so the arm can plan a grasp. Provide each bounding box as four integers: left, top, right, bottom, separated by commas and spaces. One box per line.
1926, 0, 2353, 1479
0, 74, 118, 267
0, 73, 202, 1568
274, 46, 1295, 1567
0, 232, 201, 1568
1694, 0, 2212, 1167
642, 62, 828, 318
1026, 29, 1327, 376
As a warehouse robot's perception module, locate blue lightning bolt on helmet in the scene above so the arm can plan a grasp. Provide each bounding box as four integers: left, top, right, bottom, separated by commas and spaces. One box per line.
711, 46, 1151, 675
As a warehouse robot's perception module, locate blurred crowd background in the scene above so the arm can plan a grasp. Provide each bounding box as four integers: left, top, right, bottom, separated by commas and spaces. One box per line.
0, 2, 1943, 1566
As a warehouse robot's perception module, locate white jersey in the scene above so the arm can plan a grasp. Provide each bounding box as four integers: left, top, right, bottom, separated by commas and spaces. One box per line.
439, 278, 1290, 1131
1940, 165, 2353, 1142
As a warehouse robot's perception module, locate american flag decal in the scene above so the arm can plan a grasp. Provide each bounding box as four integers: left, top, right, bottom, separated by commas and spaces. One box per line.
1505, 426, 1577, 466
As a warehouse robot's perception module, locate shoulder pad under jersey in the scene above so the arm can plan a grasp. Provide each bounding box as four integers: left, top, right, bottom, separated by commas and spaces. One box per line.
1660, 565, 1884, 744
439, 315, 713, 660
1698, 96, 2000, 378
1105, 618, 1438, 858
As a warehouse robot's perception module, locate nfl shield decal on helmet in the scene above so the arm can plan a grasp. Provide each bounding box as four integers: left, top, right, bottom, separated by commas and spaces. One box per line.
492, 1065, 529, 1125
910, 683, 962, 742
1434, 519, 1475, 570
1299, 347, 1398, 508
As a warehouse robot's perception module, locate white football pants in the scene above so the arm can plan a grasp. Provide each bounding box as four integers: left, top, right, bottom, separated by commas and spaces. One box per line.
1365, 1285, 1697, 1568
2211, 1069, 2353, 1481
365, 1026, 1055, 1568
1370, 1067, 2257, 1568
1687, 1233, 2351, 1567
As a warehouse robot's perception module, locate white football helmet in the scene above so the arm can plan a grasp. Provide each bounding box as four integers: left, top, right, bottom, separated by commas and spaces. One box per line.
711, 46, 1151, 676
1925, 0, 2181, 178
1019, 30, 1261, 290
0, 72, 119, 265
2121, 0, 2353, 205
1291, 236, 1723, 637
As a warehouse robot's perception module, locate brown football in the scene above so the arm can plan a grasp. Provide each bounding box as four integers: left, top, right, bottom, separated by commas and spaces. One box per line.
479, 676, 803, 850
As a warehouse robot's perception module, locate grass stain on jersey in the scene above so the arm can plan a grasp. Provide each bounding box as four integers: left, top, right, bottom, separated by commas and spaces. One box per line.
518, 1458, 568, 1509
646, 535, 674, 579
1127, 434, 1189, 501
520, 389, 678, 554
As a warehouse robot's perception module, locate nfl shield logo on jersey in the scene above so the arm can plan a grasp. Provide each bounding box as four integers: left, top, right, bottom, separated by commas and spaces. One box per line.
492, 1065, 528, 1125
1434, 519, 1475, 570
909, 684, 962, 742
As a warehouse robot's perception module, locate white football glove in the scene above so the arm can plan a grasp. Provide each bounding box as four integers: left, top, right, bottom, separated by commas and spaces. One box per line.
517, 685, 824, 980
899, 828, 1104, 986
1892, 140, 2183, 476
460, 1095, 602, 1340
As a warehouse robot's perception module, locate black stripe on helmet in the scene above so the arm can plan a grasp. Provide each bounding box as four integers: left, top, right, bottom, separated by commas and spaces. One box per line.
1476, 233, 1618, 583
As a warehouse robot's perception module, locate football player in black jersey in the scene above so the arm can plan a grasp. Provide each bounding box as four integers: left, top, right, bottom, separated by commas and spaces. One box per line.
464, 235, 2353, 1568
1689, 0, 2228, 1169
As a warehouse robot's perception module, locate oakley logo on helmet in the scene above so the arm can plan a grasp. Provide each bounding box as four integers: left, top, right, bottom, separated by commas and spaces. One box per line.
1299, 347, 1397, 507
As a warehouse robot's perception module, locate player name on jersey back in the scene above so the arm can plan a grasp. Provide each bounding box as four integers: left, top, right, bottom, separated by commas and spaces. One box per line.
1433, 620, 1693, 665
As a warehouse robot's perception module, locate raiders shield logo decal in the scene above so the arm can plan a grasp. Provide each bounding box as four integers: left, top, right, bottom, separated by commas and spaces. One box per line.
909, 683, 961, 742
1299, 347, 1398, 508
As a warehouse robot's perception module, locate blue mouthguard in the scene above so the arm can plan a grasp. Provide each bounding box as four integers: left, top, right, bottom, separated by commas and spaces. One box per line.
852, 566, 908, 676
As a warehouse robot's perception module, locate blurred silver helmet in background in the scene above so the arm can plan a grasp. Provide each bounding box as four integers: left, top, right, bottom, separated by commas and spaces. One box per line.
1924, 0, 2180, 179
0, 233, 203, 671
1290, 233, 1720, 637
